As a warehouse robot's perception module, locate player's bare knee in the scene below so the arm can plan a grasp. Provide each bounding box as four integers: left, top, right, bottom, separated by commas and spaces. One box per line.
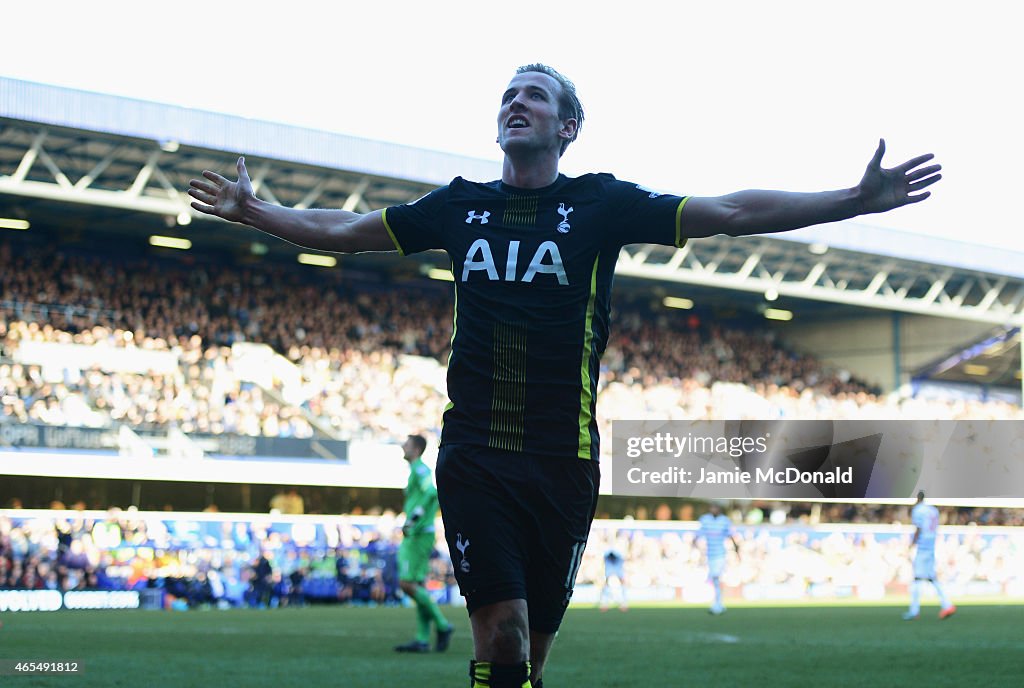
493, 614, 528, 657
472, 603, 529, 661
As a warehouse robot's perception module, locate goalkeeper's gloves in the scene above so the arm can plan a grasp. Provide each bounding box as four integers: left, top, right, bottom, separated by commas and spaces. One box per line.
403, 507, 425, 535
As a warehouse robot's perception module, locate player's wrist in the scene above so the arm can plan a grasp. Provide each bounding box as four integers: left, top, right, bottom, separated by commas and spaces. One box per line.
844, 185, 869, 218
239, 193, 264, 227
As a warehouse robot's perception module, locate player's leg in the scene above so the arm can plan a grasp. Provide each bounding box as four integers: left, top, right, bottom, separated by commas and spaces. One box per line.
471, 599, 530, 660
526, 584, 571, 686
414, 591, 433, 645
931, 578, 955, 619
410, 533, 454, 647
408, 581, 455, 650
466, 600, 531, 686
606, 561, 628, 610
395, 577, 431, 652
708, 558, 726, 614
906, 549, 943, 620
523, 454, 600, 687
529, 630, 556, 687
437, 445, 533, 687
919, 549, 954, 617
903, 577, 922, 619
906, 550, 926, 619
395, 538, 430, 652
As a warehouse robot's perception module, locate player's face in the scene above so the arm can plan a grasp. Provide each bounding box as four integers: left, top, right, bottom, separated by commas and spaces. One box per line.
497, 72, 574, 155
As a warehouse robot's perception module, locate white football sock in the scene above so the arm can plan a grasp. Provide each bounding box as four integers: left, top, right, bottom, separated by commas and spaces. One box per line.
909, 580, 921, 615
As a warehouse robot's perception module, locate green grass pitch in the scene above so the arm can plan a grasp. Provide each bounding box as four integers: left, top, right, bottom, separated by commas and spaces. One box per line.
1, 604, 1021, 687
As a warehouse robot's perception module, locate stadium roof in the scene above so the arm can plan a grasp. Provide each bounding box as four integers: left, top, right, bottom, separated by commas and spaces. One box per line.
0, 77, 500, 186
2, 76, 1023, 328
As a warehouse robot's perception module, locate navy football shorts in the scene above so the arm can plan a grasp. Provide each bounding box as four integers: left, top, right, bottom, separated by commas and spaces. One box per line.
436, 443, 600, 634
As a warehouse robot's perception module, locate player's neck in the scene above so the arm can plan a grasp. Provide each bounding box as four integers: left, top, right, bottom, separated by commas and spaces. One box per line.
501, 154, 560, 190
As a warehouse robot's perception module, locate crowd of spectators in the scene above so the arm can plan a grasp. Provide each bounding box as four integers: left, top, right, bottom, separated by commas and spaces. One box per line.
8, 240, 1018, 454
0, 242, 451, 358
0, 508, 456, 610
582, 515, 1024, 601
0, 336, 314, 437
606, 500, 1024, 528
2, 507, 1020, 609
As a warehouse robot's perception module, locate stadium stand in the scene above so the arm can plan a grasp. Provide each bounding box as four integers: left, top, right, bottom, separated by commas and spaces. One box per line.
0, 509, 446, 609
2, 507, 1021, 609
4, 242, 1021, 464
3, 239, 900, 447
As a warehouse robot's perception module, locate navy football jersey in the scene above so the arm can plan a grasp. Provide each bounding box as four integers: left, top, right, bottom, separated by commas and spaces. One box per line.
383, 173, 689, 459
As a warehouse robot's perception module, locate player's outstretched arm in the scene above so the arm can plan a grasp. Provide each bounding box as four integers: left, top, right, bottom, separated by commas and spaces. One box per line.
680, 139, 942, 238
187, 157, 396, 253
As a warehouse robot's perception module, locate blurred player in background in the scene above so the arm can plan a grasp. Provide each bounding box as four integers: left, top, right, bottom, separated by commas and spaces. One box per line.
903, 491, 956, 620
189, 61, 941, 688
394, 434, 454, 653
699, 503, 740, 615
598, 531, 628, 612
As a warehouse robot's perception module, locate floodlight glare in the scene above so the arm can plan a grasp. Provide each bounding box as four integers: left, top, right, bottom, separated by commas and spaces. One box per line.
662, 296, 694, 310
297, 253, 337, 267
764, 308, 793, 321
149, 235, 192, 250
0, 218, 30, 230
427, 268, 455, 282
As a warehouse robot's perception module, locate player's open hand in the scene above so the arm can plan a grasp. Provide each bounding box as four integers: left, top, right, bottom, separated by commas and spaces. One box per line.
188, 156, 254, 223
856, 139, 942, 215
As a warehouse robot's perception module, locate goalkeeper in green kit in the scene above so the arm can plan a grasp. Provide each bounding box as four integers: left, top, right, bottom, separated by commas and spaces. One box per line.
395, 434, 455, 653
